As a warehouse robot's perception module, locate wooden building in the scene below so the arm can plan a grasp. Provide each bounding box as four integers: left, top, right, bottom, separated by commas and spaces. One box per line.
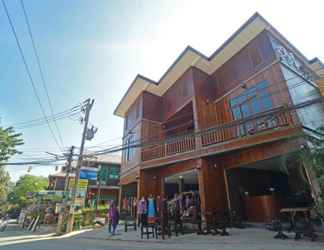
114, 13, 324, 223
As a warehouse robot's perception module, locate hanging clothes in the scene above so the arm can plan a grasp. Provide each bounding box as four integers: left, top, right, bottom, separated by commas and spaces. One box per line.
147, 197, 156, 223
138, 198, 147, 215
138, 198, 148, 225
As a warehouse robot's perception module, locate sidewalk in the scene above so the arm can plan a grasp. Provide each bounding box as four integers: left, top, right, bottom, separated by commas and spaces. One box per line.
77, 225, 324, 246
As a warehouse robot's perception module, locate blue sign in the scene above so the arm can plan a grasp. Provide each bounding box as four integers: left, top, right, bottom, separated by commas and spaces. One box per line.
80, 168, 97, 180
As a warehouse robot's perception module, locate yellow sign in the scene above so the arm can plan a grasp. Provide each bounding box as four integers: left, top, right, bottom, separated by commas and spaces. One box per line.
69, 178, 88, 191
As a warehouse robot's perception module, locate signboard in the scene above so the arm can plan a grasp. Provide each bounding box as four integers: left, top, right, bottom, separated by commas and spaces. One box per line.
80, 167, 98, 180
69, 178, 89, 191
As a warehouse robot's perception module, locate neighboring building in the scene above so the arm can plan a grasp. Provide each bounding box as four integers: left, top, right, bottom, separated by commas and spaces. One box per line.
48, 154, 121, 204
114, 13, 324, 223
85, 154, 121, 204
48, 171, 75, 191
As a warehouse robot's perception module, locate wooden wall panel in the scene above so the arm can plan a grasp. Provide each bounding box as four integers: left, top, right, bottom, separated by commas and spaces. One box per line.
141, 119, 163, 143
316, 78, 324, 96
162, 68, 195, 120
142, 91, 163, 122
211, 31, 276, 99
213, 138, 302, 169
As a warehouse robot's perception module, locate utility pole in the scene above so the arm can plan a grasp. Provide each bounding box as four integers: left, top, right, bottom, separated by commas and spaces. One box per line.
95, 164, 102, 215
56, 145, 74, 234
63, 146, 75, 202
67, 99, 94, 232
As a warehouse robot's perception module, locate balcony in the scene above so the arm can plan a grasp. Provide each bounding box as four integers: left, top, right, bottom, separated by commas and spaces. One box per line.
141, 108, 300, 165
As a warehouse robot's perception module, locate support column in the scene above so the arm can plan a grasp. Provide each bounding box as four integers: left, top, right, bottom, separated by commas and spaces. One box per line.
118, 185, 123, 211
223, 168, 231, 211
197, 158, 227, 222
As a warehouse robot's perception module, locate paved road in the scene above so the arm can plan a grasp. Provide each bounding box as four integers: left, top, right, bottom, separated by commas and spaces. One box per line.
1, 226, 324, 250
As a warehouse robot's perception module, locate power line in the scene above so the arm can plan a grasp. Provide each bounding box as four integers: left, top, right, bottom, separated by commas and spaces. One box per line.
1, 0, 63, 152
5, 94, 324, 167
88, 95, 324, 157
10, 104, 81, 127
8, 74, 321, 165
20, 0, 65, 148
12, 108, 81, 129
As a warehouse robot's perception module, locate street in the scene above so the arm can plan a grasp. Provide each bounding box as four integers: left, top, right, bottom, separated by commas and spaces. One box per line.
1, 225, 324, 250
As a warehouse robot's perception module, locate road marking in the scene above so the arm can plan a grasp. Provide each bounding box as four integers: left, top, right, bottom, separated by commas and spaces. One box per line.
0, 229, 93, 246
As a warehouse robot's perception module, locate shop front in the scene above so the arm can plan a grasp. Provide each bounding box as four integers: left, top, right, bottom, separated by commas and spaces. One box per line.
226, 155, 313, 223
138, 158, 228, 224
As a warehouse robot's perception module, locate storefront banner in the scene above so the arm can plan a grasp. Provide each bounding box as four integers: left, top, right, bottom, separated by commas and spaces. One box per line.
69, 178, 89, 191
80, 167, 98, 180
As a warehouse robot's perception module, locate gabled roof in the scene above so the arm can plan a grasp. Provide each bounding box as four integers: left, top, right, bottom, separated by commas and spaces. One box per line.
114, 12, 315, 118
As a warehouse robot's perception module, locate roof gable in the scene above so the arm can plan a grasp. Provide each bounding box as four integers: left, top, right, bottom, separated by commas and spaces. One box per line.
114, 12, 314, 118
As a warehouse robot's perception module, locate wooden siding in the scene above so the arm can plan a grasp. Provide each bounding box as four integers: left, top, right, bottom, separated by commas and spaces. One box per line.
142, 91, 163, 122
211, 31, 276, 99
317, 78, 324, 96
162, 68, 195, 121
212, 138, 303, 170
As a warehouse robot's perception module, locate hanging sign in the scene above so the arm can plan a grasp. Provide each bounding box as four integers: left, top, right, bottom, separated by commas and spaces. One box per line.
80, 167, 98, 180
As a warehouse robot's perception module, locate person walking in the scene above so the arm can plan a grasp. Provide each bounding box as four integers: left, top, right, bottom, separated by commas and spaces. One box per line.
107, 201, 119, 235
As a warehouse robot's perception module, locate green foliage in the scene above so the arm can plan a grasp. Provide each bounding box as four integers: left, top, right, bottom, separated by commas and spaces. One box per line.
297, 126, 324, 214
0, 166, 10, 205
8, 175, 48, 208
0, 127, 24, 162
0, 127, 23, 213
303, 127, 324, 190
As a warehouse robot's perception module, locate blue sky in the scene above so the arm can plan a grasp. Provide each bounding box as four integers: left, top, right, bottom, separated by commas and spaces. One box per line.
1, 0, 323, 181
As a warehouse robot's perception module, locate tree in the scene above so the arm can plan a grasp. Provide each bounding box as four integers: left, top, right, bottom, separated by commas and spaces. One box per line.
295, 127, 324, 214
0, 126, 24, 162
0, 127, 23, 212
0, 166, 10, 208
8, 175, 48, 208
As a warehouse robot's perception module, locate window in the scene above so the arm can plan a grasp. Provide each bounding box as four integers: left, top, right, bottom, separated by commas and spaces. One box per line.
135, 102, 140, 119
126, 134, 135, 162
230, 80, 274, 135
125, 116, 128, 129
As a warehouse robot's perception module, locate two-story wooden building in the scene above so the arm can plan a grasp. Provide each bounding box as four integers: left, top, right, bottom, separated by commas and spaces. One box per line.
114, 13, 324, 223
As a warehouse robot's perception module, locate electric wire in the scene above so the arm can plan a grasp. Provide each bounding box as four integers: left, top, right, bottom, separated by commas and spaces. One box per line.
20, 0, 65, 148
3, 64, 324, 166
1, 0, 63, 152
10, 104, 81, 128
11, 75, 324, 162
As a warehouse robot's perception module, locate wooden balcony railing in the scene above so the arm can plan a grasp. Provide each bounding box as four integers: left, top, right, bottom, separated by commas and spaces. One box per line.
141, 108, 297, 162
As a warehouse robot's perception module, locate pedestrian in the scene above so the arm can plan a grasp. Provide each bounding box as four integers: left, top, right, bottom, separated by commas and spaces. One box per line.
107, 201, 119, 235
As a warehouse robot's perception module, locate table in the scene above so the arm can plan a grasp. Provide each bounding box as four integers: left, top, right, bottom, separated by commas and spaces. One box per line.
274, 207, 317, 240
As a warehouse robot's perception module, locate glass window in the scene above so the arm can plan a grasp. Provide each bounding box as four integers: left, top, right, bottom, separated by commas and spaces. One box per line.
241, 103, 250, 117
126, 134, 135, 162
230, 80, 272, 119
230, 80, 273, 135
